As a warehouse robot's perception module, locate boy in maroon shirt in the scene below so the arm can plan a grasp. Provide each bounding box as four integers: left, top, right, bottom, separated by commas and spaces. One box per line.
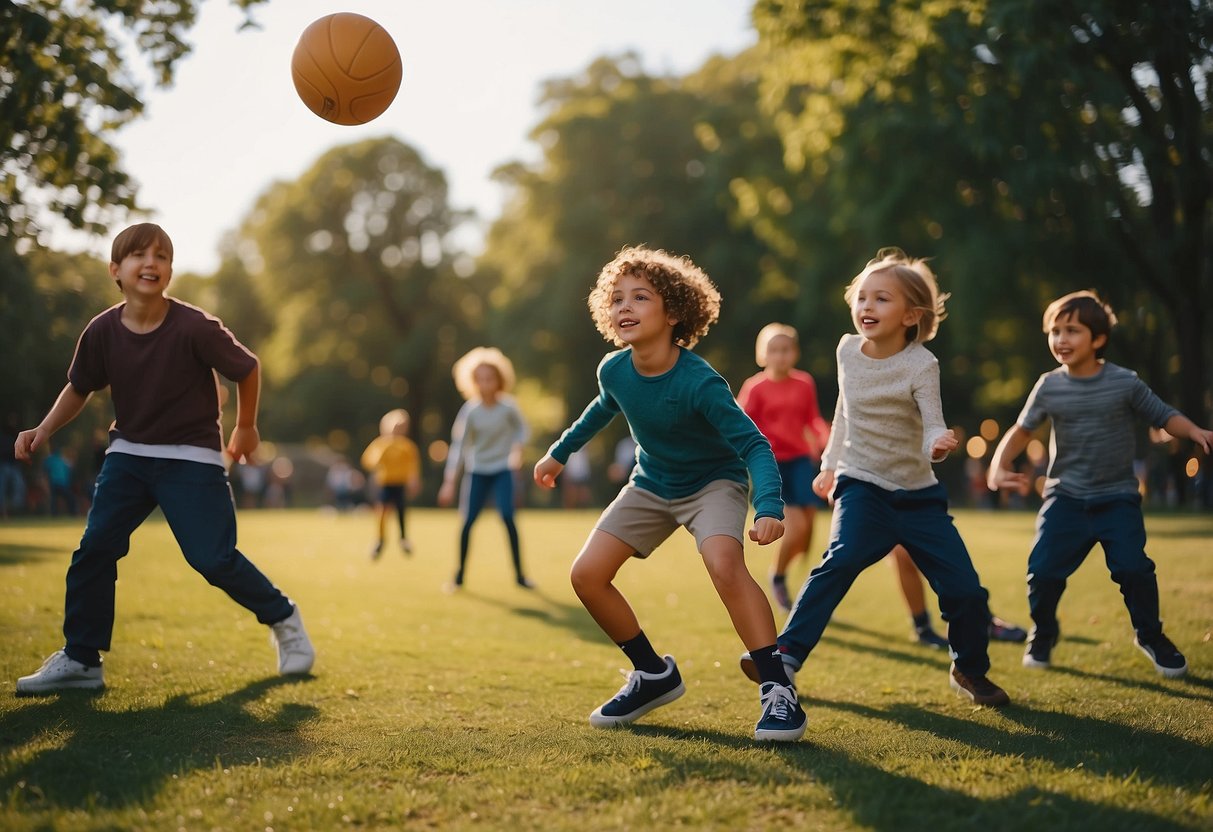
13, 223, 314, 694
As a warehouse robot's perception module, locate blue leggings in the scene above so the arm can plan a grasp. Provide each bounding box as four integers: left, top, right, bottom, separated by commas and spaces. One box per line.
457, 470, 523, 581
64, 453, 293, 666
781, 476, 993, 677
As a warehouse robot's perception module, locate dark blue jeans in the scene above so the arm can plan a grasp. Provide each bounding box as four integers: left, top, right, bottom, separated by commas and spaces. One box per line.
1026, 492, 1161, 641
457, 470, 522, 580
63, 453, 294, 665
781, 476, 993, 677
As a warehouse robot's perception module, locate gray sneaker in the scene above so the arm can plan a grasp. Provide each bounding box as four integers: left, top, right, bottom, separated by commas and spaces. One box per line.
270, 606, 315, 675
16, 650, 104, 695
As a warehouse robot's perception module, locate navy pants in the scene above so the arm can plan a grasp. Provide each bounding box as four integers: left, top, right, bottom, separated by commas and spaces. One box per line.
1026, 492, 1161, 641
457, 470, 523, 580
781, 476, 993, 677
63, 453, 294, 666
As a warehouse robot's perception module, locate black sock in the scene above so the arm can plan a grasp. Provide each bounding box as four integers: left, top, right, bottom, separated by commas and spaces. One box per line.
618, 631, 666, 674
912, 611, 932, 630
750, 644, 790, 685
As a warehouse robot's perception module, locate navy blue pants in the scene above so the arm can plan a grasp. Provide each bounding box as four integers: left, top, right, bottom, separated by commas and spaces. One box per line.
1027, 492, 1161, 641
781, 476, 993, 677
457, 470, 523, 580
63, 453, 294, 666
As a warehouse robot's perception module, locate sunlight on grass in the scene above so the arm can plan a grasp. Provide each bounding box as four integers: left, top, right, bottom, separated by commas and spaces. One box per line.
1, 508, 1211, 830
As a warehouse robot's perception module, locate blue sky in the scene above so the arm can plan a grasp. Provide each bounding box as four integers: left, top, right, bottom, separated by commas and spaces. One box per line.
72, 0, 756, 273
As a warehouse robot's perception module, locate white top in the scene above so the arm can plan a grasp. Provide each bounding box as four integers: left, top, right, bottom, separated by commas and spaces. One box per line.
820, 334, 951, 492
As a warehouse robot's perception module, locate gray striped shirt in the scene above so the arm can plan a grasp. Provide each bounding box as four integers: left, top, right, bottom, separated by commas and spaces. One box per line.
1018, 363, 1177, 499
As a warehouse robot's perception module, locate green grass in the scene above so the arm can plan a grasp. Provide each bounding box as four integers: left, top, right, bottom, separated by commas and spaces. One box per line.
1, 507, 1211, 831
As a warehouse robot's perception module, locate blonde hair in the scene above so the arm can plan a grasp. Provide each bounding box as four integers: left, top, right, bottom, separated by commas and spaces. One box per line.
379, 408, 410, 436
452, 346, 516, 401
755, 323, 798, 367
844, 247, 949, 343
587, 246, 721, 348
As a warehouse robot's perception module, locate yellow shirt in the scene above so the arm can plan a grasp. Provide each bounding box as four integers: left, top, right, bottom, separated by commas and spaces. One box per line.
361, 435, 420, 486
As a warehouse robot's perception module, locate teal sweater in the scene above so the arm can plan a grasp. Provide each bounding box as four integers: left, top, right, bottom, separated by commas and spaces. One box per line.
549, 348, 783, 520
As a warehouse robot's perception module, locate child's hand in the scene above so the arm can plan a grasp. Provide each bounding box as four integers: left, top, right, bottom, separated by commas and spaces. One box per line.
812, 469, 835, 504
930, 430, 958, 461
407, 478, 422, 499
226, 426, 260, 464
13, 427, 46, 461
533, 454, 563, 489
987, 465, 1030, 495
1190, 427, 1213, 454
437, 480, 457, 507
748, 516, 785, 545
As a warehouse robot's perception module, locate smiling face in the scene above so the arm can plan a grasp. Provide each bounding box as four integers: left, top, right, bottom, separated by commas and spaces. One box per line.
849, 269, 921, 352
610, 272, 677, 348
1048, 312, 1105, 376
109, 240, 173, 299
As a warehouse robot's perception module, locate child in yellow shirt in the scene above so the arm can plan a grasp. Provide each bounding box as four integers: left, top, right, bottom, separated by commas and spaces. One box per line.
361, 409, 422, 558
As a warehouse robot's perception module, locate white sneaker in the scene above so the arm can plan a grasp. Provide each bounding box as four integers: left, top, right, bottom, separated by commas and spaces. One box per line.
270, 607, 315, 675
16, 650, 104, 695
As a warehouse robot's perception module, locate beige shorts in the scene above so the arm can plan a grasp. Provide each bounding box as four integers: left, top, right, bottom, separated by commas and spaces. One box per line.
594, 479, 749, 558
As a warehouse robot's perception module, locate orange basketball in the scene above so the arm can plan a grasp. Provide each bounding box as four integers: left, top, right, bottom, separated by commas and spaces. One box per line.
290, 13, 402, 126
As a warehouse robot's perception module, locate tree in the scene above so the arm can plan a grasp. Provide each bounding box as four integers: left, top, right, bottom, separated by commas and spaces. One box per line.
0, 0, 267, 242
210, 136, 478, 466
751, 0, 1213, 434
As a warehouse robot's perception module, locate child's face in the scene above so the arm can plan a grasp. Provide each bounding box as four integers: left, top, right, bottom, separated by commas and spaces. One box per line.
473, 364, 502, 398
109, 240, 173, 297
1047, 312, 1105, 375
763, 334, 798, 374
850, 270, 919, 344
610, 272, 676, 347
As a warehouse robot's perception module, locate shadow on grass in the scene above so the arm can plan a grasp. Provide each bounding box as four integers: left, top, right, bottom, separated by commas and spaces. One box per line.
0, 675, 318, 810
0, 541, 64, 566
454, 586, 605, 643
1048, 665, 1213, 702
626, 722, 1192, 831
813, 696, 1209, 793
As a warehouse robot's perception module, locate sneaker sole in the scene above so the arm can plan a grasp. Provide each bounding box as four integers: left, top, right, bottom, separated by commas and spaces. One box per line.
1134, 639, 1188, 678
949, 676, 1010, 707
589, 682, 686, 727
16, 678, 105, 696
754, 717, 807, 742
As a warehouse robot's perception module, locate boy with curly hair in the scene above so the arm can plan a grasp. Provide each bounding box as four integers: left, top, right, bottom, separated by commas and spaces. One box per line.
533, 246, 805, 742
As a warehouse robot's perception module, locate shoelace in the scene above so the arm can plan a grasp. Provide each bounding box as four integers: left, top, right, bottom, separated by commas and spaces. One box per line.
611, 669, 642, 700
761, 683, 796, 720
273, 621, 306, 652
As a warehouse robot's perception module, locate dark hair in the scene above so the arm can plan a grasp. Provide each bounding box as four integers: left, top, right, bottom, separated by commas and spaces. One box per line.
1042, 290, 1117, 359
111, 223, 174, 265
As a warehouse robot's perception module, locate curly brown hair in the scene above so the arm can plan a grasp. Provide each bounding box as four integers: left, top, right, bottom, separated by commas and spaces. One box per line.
587, 246, 722, 348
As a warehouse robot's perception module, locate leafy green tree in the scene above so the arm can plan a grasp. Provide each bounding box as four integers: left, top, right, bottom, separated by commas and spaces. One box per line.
210, 137, 478, 468
1, 0, 268, 242
751, 0, 1212, 432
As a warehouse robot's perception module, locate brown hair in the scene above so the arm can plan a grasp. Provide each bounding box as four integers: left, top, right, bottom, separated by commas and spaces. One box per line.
587, 246, 721, 348
1043, 290, 1117, 359
111, 222, 174, 265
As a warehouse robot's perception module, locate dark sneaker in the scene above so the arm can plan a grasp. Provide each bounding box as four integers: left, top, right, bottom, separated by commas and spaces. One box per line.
770, 575, 792, 613
1023, 628, 1057, 669
738, 650, 799, 688
989, 616, 1028, 643
754, 681, 807, 741
16, 651, 104, 695
1135, 634, 1188, 678
949, 664, 1010, 707
914, 625, 949, 649
589, 655, 685, 727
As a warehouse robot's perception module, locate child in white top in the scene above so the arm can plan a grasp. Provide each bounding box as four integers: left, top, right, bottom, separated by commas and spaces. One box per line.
743, 248, 1009, 707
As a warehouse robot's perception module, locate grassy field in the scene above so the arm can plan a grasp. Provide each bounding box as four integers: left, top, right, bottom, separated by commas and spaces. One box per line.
1, 507, 1210, 831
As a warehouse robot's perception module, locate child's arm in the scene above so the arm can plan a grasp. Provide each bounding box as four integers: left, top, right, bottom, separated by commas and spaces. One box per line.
14, 384, 90, 461
1163, 413, 1213, 453
227, 361, 261, 464
987, 424, 1033, 493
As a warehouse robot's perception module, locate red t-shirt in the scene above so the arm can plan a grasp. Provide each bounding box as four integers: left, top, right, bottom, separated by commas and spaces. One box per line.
737, 369, 830, 462
68, 299, 258, 451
